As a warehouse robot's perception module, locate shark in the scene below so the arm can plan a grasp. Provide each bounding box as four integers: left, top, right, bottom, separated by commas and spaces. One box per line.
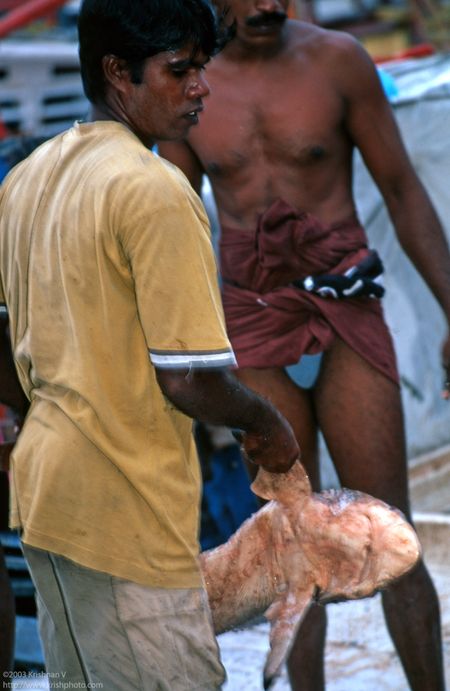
200, 461, 421, 689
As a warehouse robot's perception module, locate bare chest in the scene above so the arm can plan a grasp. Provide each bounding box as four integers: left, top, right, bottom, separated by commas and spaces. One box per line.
189, 72, 346, 179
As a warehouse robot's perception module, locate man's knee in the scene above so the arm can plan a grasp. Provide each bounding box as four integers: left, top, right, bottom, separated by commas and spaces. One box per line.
382, 559, 439, 608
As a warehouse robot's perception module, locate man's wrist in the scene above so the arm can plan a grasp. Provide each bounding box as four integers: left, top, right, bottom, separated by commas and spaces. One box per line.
242, 400, 284, 438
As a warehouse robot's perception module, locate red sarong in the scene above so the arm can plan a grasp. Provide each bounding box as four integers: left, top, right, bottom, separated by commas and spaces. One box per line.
219, 199, 399, 384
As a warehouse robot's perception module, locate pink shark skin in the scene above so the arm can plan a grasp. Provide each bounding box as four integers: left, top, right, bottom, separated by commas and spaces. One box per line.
199, 461, 421, 689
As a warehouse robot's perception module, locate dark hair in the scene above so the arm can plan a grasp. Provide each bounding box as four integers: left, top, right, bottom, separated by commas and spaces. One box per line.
78, 0, 231, 105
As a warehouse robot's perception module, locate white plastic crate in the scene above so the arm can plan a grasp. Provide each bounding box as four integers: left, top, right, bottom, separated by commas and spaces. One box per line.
0, 40, 88, 136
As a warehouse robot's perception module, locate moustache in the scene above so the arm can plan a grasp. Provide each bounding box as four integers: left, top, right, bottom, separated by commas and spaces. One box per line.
245, 11, 287, 28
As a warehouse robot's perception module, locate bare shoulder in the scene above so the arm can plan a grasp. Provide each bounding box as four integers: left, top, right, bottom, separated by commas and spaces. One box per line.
207, 19, 371, 80
288, 21, 380, 94
289, 20, 372, 66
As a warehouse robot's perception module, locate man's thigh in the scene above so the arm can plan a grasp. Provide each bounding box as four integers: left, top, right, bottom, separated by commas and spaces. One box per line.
236, 366, 320, 489
314, 337, 410, 516
23, 545, 225, 691
22, 545, 88, 687
113, 579, 225, 690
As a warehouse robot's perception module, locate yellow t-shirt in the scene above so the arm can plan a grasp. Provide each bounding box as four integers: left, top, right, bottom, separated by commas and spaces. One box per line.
0, 121, 235, 588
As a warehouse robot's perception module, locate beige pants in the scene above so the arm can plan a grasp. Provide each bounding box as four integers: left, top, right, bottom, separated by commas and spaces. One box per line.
23, 545, 226, 691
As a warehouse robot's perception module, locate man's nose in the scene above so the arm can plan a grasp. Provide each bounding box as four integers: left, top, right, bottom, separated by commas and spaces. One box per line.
186, 72, 210, 99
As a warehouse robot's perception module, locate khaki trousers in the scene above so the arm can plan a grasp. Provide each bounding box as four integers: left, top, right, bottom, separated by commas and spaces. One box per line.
23, 545, 226, 691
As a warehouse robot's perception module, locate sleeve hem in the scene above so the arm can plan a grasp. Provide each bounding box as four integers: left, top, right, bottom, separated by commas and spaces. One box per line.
149, 349, 237, 369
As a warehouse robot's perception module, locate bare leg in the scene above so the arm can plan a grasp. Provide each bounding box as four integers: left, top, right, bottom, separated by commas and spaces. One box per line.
236, 367, 320, 486
236, 367, 327, 691
314, 338, 445, 691
0, 544, 15, 675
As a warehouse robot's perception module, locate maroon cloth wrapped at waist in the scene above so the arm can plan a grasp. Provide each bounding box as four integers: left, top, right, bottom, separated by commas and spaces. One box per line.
219, 199, 399, 384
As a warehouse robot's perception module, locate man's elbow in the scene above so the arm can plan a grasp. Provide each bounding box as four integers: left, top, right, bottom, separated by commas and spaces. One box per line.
155, 366, 229, 414
155, 367, 191, 403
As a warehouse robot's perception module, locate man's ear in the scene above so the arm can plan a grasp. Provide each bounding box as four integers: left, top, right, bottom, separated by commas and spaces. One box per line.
102, 54, 131, 94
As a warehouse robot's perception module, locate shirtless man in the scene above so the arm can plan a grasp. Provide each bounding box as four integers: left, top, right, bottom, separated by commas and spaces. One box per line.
158, 1, 450, 689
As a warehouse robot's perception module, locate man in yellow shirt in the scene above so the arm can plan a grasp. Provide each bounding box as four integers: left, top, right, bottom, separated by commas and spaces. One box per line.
0, 1, 299, 688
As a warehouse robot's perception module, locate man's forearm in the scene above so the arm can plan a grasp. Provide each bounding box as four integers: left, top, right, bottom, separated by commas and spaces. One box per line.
156, 367, 299, 472
157, 367, 273, 430
387, 181, 450, 320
